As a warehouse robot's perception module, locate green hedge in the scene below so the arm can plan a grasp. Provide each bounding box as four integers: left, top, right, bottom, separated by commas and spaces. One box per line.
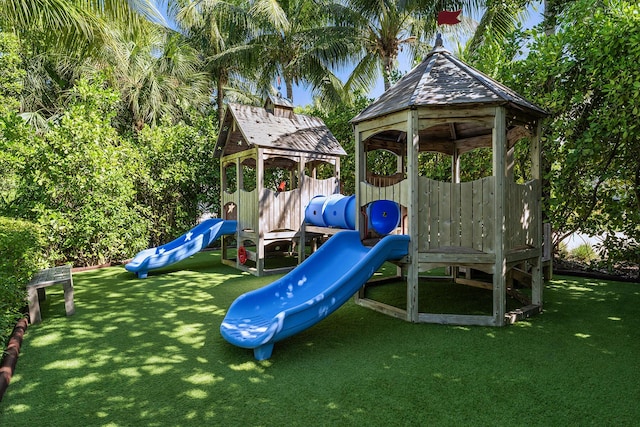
0, 216, 44, 349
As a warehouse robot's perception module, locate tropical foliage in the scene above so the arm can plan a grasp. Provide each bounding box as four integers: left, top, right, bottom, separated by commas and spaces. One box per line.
1, 0, 639, 275
4, 78, 148, 266
0, 217, 44, 349
495, 0, 640, 268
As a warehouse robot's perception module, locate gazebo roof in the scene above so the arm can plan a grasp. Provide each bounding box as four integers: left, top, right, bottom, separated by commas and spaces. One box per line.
215, 103, 346, 158
351, 37, 547, 124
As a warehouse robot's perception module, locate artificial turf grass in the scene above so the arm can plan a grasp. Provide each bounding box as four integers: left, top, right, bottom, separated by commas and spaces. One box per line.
1, 250, 639, 426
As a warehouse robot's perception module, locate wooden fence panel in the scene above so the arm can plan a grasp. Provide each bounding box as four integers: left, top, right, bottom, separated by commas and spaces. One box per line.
239, 189, 257, 231
506, 180, 538, 250
418, 176, 496, 253
259, 177, 339, 233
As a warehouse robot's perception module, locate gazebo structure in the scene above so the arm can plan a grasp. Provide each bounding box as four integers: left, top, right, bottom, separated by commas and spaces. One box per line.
214, 95, 346, 276
351, 36, 548, 326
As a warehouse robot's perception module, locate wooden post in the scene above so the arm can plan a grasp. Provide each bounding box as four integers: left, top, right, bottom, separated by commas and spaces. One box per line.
335, 156, 341, 193
406, 109, 420, 323
235, 157, 242, 269
256, 149, 265, 275
451, 146, 461, 276
354, 123, 366, 301
298, 155, 306, 263
492, 107, 507, 326
531, 120, 544, 306
221, 161, 228, 261
354, 124, 366, 238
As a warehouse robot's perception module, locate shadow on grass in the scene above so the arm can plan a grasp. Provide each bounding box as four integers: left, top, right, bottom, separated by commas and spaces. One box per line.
1, 252, 639, 426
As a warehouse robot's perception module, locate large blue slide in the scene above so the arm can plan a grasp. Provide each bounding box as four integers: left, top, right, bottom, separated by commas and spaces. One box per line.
125, 218, 237, 278
220, 231, 409, 360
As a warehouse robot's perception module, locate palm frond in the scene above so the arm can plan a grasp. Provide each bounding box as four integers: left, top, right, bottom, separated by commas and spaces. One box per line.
249, 0, 290, 32
344, 53, 379, 95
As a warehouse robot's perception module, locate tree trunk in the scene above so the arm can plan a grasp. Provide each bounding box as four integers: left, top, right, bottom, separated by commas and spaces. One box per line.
382, 54, 394, 92
286, 79, 294, 102
217, 72, 228, 127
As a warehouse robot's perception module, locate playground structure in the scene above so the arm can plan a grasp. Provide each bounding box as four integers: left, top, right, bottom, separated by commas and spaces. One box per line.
350, 35, 548, 326
220, 36, 549, 358
214, 95, 346, 276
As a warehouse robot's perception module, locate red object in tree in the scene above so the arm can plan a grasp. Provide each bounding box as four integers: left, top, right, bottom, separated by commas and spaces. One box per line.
277, 181, 286, 192
437, 10, 461, 25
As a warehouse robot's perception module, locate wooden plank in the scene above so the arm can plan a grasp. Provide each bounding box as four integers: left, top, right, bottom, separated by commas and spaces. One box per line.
451, 178, 461, 248
482, 176, 495, 252
354, 297, 409, 321
510, 268, 532, 288
356, 110, 408, 138
263, 148, 340, 163
239, 188, 257, 231
505, 304, 542, 324
439, 181, 452, 247
407, 109, 420, 322
492, 106, 507, 326
264, 231, 299, 240
417, 108, 496, 123
506, 182, 518, 248
455, 277, 493, 290
429, 179, 440, 249
417, 313, 497, 326
456, 134, 492, 154
420, 262, 494, 275
418, 251, 495, 264
219, 147, 259, 164
460, 181, 474, 248
359, 181, 407, 207
524, 181, 534, 246
418, 177, 429, 252
543, 223, 552, 262
471, 179, 483, 251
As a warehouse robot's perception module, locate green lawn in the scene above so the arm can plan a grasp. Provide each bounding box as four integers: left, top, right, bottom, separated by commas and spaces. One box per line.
1, 251, 639, 426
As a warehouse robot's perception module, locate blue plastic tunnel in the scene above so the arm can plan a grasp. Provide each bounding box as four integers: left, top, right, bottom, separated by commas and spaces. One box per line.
366, 200, 400, 235
304, 195, 399, 235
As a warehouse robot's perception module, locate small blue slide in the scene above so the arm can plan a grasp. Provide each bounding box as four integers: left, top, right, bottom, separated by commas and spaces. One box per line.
125, 218, 237, 278
220, 230, 409, 360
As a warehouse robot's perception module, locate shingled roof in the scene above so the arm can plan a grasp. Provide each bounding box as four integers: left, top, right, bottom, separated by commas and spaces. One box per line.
215, 101, 346, 158
351, 36, 547, 124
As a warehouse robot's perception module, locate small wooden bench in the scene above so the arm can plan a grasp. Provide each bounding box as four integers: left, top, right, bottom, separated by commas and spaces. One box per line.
26, 265, 75, 324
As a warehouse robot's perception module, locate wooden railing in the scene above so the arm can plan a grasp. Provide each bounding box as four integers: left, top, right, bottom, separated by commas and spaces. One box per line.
418, 177, 495, 252
360, 176, 540, 254
223, 177, 339, 234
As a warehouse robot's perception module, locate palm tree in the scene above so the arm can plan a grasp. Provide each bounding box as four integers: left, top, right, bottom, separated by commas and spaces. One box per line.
246, 0, 357, 104
1, 0, 177, 126
462, 0, 532, 63
0, 0, 165, 49
173, 0, 257, 122
103, 25, 211, 130
343, 0, 484, 94
345, 1, 421, 92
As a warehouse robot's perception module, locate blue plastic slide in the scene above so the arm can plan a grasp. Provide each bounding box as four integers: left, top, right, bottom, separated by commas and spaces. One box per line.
220, 230, 409, 360
125, 218, 237, 278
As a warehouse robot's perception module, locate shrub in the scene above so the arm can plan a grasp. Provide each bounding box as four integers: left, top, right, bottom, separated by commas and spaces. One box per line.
569, 243, 598, 263
134, 118, 220, 247
556, 241, 569, 260
0, 217, 44, 349
6, 78, 149, 266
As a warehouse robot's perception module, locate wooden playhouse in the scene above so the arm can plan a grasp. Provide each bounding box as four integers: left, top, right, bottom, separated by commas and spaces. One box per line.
214, 95, 346, 276
351, 36, 549, 326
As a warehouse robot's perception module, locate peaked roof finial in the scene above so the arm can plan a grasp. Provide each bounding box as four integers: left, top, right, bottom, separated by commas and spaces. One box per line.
435, 33, 443, 48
